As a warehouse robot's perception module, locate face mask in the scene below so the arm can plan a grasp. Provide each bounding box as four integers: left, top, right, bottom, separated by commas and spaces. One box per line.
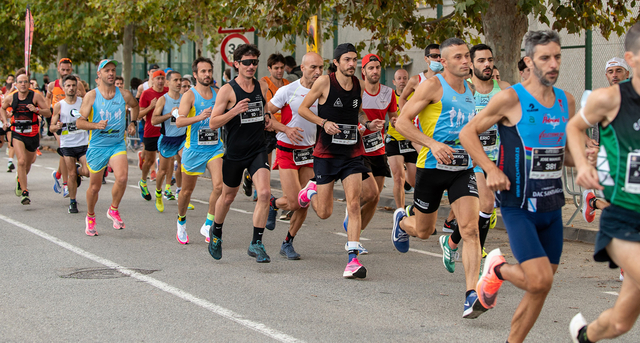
222, 76, 228, 83
429, 61, 443, 72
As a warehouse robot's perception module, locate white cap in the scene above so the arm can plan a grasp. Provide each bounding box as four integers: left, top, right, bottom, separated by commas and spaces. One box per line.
605, 57, 629, 72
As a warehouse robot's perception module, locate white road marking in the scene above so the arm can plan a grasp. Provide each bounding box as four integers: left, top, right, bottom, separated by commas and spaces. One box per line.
0, 213, 304, 343
409, 248, 443, 258
32, 164, 42, 167
604, 291, 619, 296
45, 167, 57, 171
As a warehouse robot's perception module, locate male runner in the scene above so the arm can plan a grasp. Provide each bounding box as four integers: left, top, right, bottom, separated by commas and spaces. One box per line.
76, 59, 138, 236
50, 75, 90, 213
0, 73, 50, 205
136, 64, 160, 100
175, 57, 224, 245
2, 74, 14, 94
210, 44, 273, 263
398, 44, 442, 110
492, 66, 501, 81
391, 38, 483, 318
265, 52, 323, 259
297, 43, 383, 278
567, 22, 640, 343
137, 70, 168, 201
461, 30, 576, 341
180, 78, 191, 94
115, 76, 124, 89
518, 58, 531, 82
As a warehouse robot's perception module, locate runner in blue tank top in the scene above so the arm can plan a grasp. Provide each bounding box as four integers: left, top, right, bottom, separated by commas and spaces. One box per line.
173, 57, 224, 245
76, 59, 139, 236
460, 31, 576, 343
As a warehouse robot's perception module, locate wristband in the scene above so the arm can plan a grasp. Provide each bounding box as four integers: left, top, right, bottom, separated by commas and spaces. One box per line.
321, 119, 328, 129
365, 120, 371, 130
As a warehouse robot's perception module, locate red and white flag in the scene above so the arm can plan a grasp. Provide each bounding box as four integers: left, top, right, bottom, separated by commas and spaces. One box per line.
25, 6, 34, 76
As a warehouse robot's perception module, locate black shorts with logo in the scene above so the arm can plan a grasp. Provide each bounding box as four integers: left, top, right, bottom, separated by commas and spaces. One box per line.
11, 132, 39, 153
313, 156, 370, 185
144, 136, 159, 152
60, 145, 88, 160
363, 154, 392, 178
385, 139, 418, 163
222, 151, 270, 188
413, 168, 478, 214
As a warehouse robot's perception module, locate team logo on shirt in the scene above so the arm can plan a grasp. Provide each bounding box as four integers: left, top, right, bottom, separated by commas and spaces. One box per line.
542, 114, 560, 129
352, 99, 359, 108
526, 103, 538, 112
334, 98, 343, 107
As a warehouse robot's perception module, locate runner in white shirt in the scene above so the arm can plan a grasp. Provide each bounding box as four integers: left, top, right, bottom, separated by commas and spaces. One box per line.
266, 52, 323, 260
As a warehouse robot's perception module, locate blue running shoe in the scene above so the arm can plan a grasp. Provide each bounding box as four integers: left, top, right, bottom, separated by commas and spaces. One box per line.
248, 240, 271, 263
343, 207, 348, 232
463, 290, 488, 319
280, 241, 301, 260
208, 234, 222, 260
392, 208, 409, 253
266, 195, 277, 231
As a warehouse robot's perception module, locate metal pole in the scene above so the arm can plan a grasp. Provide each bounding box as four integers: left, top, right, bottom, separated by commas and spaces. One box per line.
585, 29, 592, 90
437, 4, 442, 19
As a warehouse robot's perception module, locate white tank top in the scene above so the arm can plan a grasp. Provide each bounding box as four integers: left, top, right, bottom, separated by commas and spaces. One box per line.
418, 72, 427, 84
142, 81, 150, 91
58, 97, 89, 148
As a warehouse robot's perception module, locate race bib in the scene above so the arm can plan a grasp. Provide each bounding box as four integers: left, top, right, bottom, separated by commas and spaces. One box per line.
332, 124, 358, 145
198, 128, 219, 145
240, 101, 264, 124
293, 147, 314, 166
62, 122, 81, 135
14, 120, 32, 134
436, 148, 470, 171
530, 147, 564, 180
170, 116, 177, 126
479, 129, 497, 150
625, 152, 640, 194
399, 140, 415, 153
363, 131, 384, 153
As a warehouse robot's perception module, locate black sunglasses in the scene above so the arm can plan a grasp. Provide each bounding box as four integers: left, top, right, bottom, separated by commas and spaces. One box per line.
428, 54, 441, 59
238, 59, 259, 66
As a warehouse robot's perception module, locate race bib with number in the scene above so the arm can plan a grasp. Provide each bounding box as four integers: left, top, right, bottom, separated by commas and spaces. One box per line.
479, 129, 497, 150
62, 122, 82, 135
332, 124, 358, 145
399, 140, 415, 153
240, 101, 264, 124
198, 128, 219, 145
14, 120, 32, 133
363, 131, 384, 153
170, 116, 177, 126
625, 152, 640, 194
293, 147, 314, 166
436, 148, 470, 171
529, 147, 564, 179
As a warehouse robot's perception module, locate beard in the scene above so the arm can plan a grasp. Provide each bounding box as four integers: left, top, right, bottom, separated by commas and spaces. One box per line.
532, 62, 558, 87
473, 66, 493, 81
197, 76, 212, 86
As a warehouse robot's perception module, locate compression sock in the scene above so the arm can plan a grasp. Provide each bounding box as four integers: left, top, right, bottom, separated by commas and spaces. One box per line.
284, 231, 294, 243
252, 226, 265, 244
178, 215, 186, 225
205, 213, 214, 226
347, 241, 359, 262
451, 226, 462, 245
212, 222, 223, 239
478, 211, 492, 249
577, 326, 593, 343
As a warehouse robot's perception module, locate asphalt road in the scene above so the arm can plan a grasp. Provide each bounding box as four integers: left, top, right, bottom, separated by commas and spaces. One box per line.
0, 152, 637, 342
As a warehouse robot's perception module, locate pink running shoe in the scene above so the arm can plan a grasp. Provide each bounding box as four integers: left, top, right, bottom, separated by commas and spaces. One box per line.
137, 151, 144, 170
107, 209, 125, 229
298, 180, 317, 208
85, 216, 98, 236
476, 248, 506, 309
343, 258, 367, 279
581, 190, 596, 223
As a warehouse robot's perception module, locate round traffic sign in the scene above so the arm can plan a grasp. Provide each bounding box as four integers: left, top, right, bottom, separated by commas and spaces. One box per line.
221, 33, 251, 67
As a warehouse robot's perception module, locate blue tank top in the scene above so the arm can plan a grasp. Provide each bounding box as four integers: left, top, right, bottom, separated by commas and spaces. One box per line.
184, 86, 221, 152
471, 79, 501, 161
161, 93, 186, 137
497, 83, 569, 212
416, 74, 476, 170
89, 87, 126, 147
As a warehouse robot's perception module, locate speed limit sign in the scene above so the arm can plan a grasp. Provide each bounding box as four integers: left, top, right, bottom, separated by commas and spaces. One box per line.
221, 33, 251, 67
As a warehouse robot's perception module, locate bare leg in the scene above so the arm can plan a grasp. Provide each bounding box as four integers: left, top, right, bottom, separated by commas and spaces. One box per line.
388, 155, 406, 209
251, 167, 271, 228
451, 196, 481, 292
108, 154, 129, 208
360, 175, 384, 230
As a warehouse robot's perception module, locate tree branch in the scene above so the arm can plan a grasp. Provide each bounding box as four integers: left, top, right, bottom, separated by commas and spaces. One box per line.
421, 10, 455, 27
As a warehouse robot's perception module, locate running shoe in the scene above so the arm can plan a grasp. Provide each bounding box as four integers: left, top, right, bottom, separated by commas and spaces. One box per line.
298, 180, 317, 208
439, 235, 457, 273
7, 160, 15, 172
163, 189, 176, 200
476, 248, 506, 309
68, 202, 79, 214
252, 189, 258, 202
280, 241, 301, 260
176, 220, 189, 244
482, 247, 487, 258
242, 169, 252, 196
266, 195, 277, 231
36, 148, 42, 156
200, 223, 211, 243
21, 190, 30, 205
405, 204, 414, 217
489, 208, 497, 229
344, 242, 368, 255
139, 180, 151, 201
405, 187, 414, 194
85, 216, 98, 236
392, 208, 409, 253
106, 208, 125, 229
569, 313, 587, 343
137, 151, 144, 170
343, 258, 367, 279
620, 268, 624, 281
155, 192, 164, 212
63, 185, 69, 198
463, 290, 488, 319
343, 207, 348, 232
442, 218, 457, 233
247, 240, 271, 263
581, 190, 596, 223
171, 176, 176, 186
15, 176, 21, 197
150, 169, 156, 181
208, 234, 222, 260
188, 203, 195, 210
280, 211, 293, 221
52, 170, 62, 194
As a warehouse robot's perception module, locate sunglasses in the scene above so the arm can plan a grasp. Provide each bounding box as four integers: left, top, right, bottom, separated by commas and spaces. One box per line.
238, 59, 259, 66
428, 54, 441, 59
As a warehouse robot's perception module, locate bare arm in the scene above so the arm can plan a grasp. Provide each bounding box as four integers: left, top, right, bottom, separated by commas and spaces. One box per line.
398, 75, 419, 111
75, 90, 106, 130
122, 89, 140, 136
46, 82, 54, 109
32, 92, 51, 118
563, 92, 577, 167
498, 80, 511, 90
0, 96, 11, 128
151, 96, 169, 126
209, 84, 248, 130
175, 90, 206, 128
50, 102, 62, 131
298, 75, 329, 127
76, 77, 86, 97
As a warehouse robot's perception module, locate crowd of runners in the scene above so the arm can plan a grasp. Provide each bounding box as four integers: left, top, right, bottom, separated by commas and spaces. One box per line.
2, 23, 640, 343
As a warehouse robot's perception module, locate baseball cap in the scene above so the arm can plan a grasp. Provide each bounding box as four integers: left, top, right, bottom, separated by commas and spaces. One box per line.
361, 53, 381, 79
148, 64, 160, 72
152, 70, 166, 79
164, 67, 173, 74
98, 59, 118, 70
333, 43, 357, 61
605, 57, 629, 72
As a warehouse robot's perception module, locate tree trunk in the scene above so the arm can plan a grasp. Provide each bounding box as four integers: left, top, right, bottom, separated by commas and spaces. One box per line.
481, 0, 528, 85
123, 24, 134, 90
56, 44, 68, 78
195, 22, 204, 58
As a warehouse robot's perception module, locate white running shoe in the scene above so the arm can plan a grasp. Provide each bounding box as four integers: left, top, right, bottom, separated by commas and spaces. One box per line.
200, 223, 211, 243
176, 220, 189, 244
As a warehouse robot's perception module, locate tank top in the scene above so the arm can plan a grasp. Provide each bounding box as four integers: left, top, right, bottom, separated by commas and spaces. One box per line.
497, 83, 568, 212
314, 73, 363, 159
223, 79, 266, 161
51, 79, 65, 107
59, 97, 88, 148
386, 92, 406, 141
416, 74, 475, 169
89, 87, 127, 147
470, 79, 501, 161
184, 86, 220, 152
161, 93, 186, 138
362, 84, 397, 156
261, 76, 290, 122
597, 80, 640, 212
10, 90, 39, 137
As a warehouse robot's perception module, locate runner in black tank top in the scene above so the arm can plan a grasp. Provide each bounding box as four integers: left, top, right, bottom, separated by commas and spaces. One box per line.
224, 78, 266, 161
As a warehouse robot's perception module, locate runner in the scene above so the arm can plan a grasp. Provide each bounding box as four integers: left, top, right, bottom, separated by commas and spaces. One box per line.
137, 70, 168, 203
567, 22, 640, 343
175, 57, 223, 245
180, 78, 191, 94
398, 43, 442, 110
460, 30, 576, 339
0, 73, 51, 205
115, 76, 124, 89
265, 52, 323, 259
2, 74, 14, 95
518, 57, 531, 82
136, 64, 160, 100
391, 38, 484, 317
76, 59, 139, 236
209, 44, 273, 263
297, 43, 383, 278
50, 75, 90, 213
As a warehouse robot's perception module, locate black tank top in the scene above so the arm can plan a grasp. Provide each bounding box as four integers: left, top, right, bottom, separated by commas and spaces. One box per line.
223, 79, 266, 161
11, 90, 39, 137
314, 73, 364, 159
